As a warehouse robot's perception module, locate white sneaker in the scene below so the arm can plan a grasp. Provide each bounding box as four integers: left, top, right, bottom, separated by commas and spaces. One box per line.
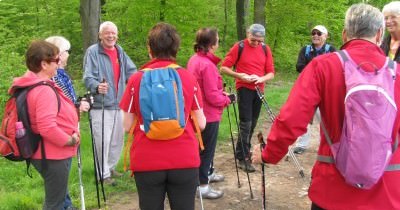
208, 172, 225, 183
199, 185, 224, 199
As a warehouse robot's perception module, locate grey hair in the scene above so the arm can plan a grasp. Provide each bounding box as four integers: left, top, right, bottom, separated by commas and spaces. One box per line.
99, 21, 118, 34
45, 36, 71, 52
344, 3, 384, 40
382, 1, 400, 15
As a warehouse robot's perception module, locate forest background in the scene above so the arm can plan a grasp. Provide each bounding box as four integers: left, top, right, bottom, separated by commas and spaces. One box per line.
0, 0, 389, 209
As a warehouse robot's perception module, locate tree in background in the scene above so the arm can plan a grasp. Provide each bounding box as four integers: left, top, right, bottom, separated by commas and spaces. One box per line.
254, 0, 266, 27
236, 0, 250, 40
80, 0, 101, 51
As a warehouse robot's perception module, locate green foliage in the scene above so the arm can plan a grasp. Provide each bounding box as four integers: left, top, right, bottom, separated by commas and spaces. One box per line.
0, 0, 392, 208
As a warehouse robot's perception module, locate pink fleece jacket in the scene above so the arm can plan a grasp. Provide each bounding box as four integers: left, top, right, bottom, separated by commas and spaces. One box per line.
9, 71, 79, 160
187, 52, 230, 122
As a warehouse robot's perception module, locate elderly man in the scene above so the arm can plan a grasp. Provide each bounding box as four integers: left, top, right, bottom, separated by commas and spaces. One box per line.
253, 3, 400, 210
293, 26, 336, 155
83, 21, 137, 185
221, 24, 275, 172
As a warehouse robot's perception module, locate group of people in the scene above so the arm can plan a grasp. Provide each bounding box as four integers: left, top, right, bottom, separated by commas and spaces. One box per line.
12, 1, 400, 210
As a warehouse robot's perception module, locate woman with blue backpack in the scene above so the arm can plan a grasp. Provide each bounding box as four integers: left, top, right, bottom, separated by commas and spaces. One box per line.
120, 23, 206, 210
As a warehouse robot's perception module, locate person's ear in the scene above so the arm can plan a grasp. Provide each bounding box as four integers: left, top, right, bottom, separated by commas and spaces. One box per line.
342, 29, 348, 43
376, 27, 384, 46
147, 45, 153, 59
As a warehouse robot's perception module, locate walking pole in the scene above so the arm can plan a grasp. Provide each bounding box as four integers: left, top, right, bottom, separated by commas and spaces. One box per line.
257, 132, 266, 210
76, 100, 86, 210
101, 78, 106, 184
198, 185, 205, 210
86, 92, 101, 208
230, 87, 254, 199
100, 79, 108, 206
226, 104, 241, 188
255, 86, 305, 178
77, 146, 86, 210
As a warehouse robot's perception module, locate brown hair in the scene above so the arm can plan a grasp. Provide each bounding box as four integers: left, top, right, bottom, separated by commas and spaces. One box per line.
147, 22, 180, 59
25, 40, 59, 73
193, 27, 218, 53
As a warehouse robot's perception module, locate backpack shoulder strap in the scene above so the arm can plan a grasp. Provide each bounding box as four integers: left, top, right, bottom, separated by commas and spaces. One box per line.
324, 44, 331, 53
305, 45, 312, 58
234, 40, 245, 67
261, 43, 267, 56
190, 111, 204, 151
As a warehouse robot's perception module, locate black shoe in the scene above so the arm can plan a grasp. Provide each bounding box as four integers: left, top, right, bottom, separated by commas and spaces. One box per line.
238, 160, 256, 173
293, 147, 306, 154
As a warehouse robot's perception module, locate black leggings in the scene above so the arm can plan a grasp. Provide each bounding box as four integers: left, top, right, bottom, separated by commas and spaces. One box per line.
134, 168, 199, 210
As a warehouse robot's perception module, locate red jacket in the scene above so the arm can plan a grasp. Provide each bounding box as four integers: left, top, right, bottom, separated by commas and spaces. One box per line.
187, 52, 230, 122
262, 40, 400, 209
221, 39, 275, 91
119, 59, 203, 172
10, 71, 79, 160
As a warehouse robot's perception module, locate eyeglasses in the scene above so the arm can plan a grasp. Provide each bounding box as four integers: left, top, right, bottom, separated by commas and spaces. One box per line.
65, 49, 72, 54
311, 31, 322, 36
47, 57, 60, 64
250, 38, 264, 44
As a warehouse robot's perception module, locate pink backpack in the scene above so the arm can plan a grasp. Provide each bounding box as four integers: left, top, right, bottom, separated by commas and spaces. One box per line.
318, 50, 399, 189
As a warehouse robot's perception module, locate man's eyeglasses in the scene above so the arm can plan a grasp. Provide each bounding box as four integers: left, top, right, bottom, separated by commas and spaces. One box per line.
65, 49, 72, 54
250, 39, 264, 44
48, 57, 60, 64
311, 31, 322, 36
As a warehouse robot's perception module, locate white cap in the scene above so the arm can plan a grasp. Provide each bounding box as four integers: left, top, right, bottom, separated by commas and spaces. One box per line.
312, 25, 328, 34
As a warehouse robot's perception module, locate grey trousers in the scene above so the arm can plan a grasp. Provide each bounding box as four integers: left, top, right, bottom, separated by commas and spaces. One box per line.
90, 109, 124, 179
32, 158, 71, 210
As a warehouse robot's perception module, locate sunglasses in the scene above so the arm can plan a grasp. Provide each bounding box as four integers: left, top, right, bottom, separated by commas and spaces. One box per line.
48, 57, 60, 64
65, 49, 72, 54
250, 39, 264, 44
311, 31, 322, 36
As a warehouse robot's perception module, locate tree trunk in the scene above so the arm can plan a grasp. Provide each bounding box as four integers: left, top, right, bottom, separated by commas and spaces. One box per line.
254, 0, 266, 27
160, 0, 166, 21
80, 0, 101, 52
236, 0, 248, 40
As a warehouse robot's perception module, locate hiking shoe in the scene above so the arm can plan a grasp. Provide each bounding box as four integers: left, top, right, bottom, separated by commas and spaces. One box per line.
65, 206, 79, 210
199, 186, 224, 199
238, 160, 256, 173
102, 177, 117, 186
208, 172, 225, 183
111, 169, 123, 177
293, 147, 306, 154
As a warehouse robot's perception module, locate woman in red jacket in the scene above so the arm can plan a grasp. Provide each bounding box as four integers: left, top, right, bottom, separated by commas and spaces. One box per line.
253, 3, 400, 210
9, 40, 80, 210
120, 23, 206, 210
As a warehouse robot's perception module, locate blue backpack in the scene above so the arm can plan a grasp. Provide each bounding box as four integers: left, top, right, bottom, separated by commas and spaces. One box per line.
305, 44, 330, 59
139, 64, 186, 140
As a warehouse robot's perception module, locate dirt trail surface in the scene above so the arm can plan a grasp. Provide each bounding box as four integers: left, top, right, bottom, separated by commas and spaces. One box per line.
104, 121, 321, 210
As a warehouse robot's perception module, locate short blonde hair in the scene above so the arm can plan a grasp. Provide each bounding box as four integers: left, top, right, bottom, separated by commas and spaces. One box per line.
45, 36, 71, 52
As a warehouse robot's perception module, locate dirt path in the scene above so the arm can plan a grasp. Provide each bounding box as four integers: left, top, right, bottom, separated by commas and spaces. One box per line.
104, 120, 321, 210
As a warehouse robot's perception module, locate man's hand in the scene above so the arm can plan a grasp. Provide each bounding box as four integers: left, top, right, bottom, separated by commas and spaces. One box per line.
238, 73, 257, 83
251, 143, 264, 164
97, 81, 109, 94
